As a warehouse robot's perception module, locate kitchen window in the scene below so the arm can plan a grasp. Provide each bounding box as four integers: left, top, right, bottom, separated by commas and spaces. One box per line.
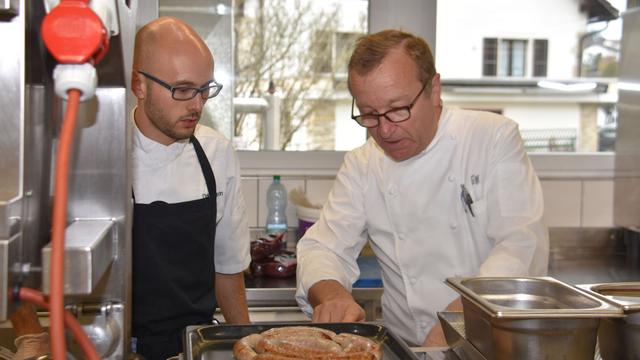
232, 0, 368, 151
312, 31, 361, 75
161, 0, 622, 155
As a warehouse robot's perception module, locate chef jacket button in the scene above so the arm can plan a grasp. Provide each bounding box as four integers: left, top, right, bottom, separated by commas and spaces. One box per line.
388, 185, 398, 196
448, 174, 455, 182
410, 277, 417, 285
420, 322, 427, 328
450, 222, 458, 229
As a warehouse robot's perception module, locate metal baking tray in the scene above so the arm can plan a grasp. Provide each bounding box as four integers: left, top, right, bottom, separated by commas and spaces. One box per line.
446, 277, 622, 319
577, 282, 640, 359
577, 282, 640, 313
437, 312, 486, 360
437, 311, 604, 360
183, 322, 419, 359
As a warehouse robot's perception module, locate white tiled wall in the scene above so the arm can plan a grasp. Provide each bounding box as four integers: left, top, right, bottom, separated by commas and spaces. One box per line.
540, 179, 615, 228
541, 180, 582, 227
242, 176, 616, 229
581, 180, 614, 227
241, 178, 259, 227
242, 176, 335, 230
238, 150, 617, 229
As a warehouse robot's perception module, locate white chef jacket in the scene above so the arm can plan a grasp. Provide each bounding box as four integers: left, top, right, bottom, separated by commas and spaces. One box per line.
132, 115, 251, 274
295, 106, 549, 346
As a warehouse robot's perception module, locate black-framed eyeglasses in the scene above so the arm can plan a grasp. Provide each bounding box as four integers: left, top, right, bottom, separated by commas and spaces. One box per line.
351, 82, 428, 128
136, 70, 223, 101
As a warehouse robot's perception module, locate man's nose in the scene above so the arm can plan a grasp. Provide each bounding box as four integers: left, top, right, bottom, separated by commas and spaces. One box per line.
186, 94, 206, 112
377, 116, 396, 139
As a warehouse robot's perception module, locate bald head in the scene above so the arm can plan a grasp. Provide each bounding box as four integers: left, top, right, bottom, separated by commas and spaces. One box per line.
133, 17, 213, 73
131, 17, 218, 145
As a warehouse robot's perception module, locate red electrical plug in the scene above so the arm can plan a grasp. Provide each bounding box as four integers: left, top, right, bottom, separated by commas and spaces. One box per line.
41, 0, 110, 65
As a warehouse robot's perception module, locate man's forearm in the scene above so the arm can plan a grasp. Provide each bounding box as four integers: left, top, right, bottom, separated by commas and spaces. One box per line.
308, 279, 352, 307
215, 272, 250, 324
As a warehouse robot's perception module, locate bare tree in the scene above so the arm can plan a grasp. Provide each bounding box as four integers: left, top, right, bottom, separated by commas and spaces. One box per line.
234, 0, 362, 150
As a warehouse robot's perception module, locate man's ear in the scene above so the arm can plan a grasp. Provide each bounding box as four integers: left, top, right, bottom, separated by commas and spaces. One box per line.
429, 73, 441, 107
131, 71, 145, 99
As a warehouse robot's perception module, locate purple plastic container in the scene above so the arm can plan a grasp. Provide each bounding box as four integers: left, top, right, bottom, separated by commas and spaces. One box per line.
296, 206, 320, 240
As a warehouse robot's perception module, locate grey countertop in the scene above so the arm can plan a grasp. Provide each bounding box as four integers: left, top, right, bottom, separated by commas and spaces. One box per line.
549, 255, 640, 285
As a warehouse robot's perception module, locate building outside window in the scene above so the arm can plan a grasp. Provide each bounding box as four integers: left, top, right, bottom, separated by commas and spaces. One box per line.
438, 0, 622, 153
160, 0, 624, 154
483, 38, 545, 78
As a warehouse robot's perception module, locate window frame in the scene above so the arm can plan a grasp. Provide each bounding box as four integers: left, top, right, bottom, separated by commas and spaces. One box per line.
498, 38, 528, 77
482, 38, 530, 77
239, 0, 613, 158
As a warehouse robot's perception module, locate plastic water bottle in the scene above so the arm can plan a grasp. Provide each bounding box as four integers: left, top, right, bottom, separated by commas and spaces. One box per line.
266, 175, 288, 248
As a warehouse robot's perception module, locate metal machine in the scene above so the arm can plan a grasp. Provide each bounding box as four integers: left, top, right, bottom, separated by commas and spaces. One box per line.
0, 0, 137, 358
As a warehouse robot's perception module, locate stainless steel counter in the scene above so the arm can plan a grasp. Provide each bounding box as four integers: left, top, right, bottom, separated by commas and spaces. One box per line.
548, 227, 640, 285
243, 228, 640, 324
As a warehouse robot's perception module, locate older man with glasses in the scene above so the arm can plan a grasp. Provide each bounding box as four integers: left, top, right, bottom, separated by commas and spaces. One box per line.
295, 29, 549, 348
130, 17, 250, 359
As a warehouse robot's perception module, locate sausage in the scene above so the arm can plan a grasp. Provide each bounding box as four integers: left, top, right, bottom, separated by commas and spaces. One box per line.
256, 335, 343, 357
261, 326, 336, 340
255, 354, 301, 360
233, 327, 382, 359
233, 333, 262, 360
332, 333, 382, 360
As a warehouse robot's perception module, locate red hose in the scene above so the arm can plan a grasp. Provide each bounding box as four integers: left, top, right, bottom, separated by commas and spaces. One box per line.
18, 287, 100, 360
49, 89, 99, 360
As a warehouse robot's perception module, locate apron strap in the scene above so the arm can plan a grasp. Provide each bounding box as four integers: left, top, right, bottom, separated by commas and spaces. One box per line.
190, 135, 217, 215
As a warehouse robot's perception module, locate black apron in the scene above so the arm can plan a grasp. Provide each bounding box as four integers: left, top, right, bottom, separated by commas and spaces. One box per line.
132, 135, 217, 360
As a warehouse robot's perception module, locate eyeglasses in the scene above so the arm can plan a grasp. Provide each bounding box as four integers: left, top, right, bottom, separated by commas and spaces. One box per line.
136, 70, 223, 101
351, 82, 428, 128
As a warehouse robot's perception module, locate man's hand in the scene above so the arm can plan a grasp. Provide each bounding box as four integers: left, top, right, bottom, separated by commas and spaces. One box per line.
423, 297, 463, 347
308, 280, 365, 323
423, 323, 446, 346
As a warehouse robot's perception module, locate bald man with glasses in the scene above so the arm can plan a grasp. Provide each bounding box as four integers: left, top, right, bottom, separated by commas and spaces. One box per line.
295, 29, 549, 348
130, 17, 250, 359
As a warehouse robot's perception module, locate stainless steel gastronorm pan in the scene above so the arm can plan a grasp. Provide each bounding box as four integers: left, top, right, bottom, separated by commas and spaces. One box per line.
578, 282, 640, 360
182, 322, 419, 360
446, 277, 623, 360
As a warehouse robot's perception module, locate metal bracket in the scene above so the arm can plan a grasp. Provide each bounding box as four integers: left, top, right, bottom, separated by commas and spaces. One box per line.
0, 231, 19, 321
42, 219, 115, 295
0, 0, 19, 18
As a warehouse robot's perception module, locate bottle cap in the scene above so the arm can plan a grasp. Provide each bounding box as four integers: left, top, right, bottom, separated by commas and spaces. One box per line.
274, 175, 280, 181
